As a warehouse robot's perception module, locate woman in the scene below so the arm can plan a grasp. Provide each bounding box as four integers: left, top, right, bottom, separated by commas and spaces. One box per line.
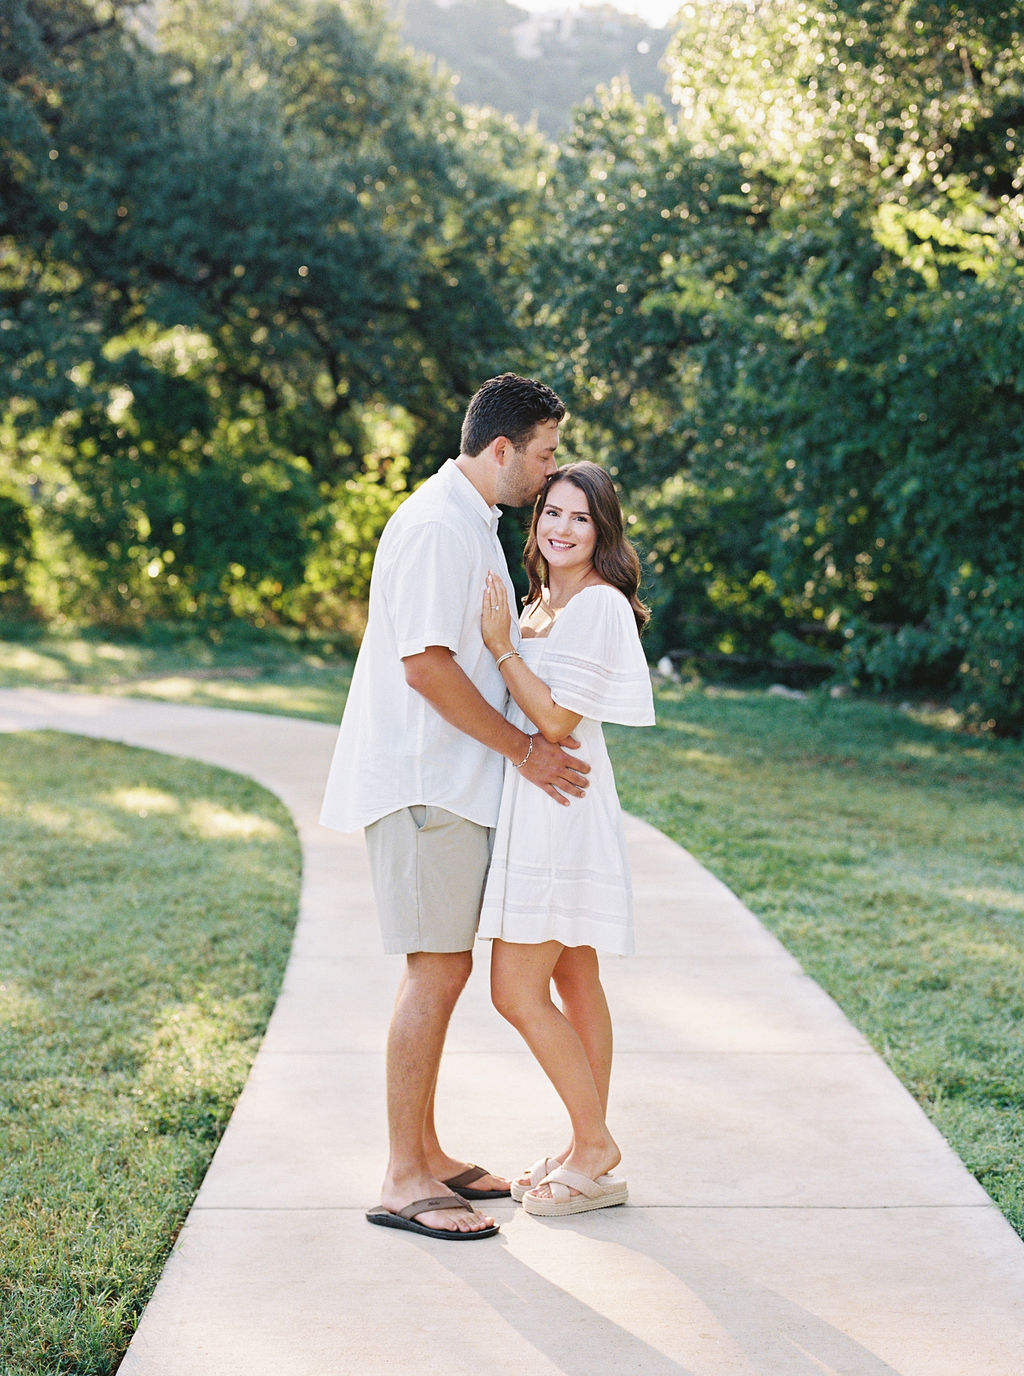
479, 460, 654, 1216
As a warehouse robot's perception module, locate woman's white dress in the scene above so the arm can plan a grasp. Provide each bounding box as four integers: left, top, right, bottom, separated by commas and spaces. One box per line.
478, 585, 655, 955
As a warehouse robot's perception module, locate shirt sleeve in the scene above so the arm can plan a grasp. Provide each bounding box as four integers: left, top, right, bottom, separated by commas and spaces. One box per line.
544, 587, 655, 726
382, 520, 477, 659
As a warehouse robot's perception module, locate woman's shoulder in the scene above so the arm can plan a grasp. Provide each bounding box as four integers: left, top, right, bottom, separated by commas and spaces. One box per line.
565, 583, 634, 622
574, 582, 627, 602
553, 584, 640, 650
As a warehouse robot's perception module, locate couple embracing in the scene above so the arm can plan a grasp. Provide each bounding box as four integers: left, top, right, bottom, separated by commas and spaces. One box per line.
320, 373, 654, 1240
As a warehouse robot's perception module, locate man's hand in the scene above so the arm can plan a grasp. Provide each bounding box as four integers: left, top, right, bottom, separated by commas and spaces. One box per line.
517, 732, 590, 805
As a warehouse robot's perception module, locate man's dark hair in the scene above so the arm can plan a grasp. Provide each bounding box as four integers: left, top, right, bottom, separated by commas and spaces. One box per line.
460, 373, 566, 456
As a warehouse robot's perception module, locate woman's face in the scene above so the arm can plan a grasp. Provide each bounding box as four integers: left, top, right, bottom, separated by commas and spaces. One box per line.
536, 479, 597, 577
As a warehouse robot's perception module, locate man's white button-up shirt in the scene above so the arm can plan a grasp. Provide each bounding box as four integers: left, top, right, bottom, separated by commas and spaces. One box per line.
320, 459, 519, 833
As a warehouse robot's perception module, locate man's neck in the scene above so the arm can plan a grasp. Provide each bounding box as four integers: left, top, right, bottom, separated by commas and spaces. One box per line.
454, 452, 498, 507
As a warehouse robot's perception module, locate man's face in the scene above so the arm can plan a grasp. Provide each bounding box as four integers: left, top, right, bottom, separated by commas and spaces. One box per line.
495, 419, 560, 507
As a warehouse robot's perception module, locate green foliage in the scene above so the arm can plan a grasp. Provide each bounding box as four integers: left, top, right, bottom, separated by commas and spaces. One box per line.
526, 1, 1024, 730
287, 446, 411, 635
1, 0, 533, 626
0, 483, 33, 606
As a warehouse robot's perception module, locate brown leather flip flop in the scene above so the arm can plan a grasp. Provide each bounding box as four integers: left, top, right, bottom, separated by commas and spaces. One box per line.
366, 1195, 500, 1239
442, 1164, 512, 1200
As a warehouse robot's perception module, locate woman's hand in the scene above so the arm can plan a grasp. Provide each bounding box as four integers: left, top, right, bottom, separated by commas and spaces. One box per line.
482, 571, 514, 659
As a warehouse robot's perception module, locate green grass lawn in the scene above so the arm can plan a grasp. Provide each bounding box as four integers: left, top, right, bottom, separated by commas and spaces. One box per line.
1, 628, 1022, 1373
0, 728, 301, 1376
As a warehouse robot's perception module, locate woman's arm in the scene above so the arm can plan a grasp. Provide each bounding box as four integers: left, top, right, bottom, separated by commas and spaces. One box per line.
403, 645, 587, 800
482, 573, 582, 743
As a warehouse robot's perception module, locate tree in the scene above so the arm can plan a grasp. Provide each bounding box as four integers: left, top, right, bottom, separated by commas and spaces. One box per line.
526, 3, 1024, 728
1, 0, 538, 623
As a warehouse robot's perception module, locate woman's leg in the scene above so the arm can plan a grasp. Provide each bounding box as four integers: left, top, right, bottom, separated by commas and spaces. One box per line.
491, 939, 619, 1191
552, 944, 613, 1117
508, 946, 614, 1190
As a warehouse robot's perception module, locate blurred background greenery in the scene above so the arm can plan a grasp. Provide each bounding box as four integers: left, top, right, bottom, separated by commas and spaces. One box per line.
2, 0, 1022, 732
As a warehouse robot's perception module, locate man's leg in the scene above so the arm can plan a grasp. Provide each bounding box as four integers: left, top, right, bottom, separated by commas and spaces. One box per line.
379, 950, 496, 1233
366, 805, 506, 1230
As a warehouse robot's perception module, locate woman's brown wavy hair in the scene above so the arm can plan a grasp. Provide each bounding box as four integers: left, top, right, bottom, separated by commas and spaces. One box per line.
523, 461, 650, 634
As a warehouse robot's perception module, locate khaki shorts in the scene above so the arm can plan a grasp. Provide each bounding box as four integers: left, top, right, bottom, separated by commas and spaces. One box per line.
364, 805, 492, 954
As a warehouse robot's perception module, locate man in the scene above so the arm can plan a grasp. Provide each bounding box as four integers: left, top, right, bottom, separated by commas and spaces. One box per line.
320, 373, 589, 1239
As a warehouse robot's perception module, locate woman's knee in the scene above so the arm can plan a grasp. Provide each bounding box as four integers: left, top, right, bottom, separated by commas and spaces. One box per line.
490, 974, 528, 1028
552, 945, 600, 1002
491, 966, 547, 1030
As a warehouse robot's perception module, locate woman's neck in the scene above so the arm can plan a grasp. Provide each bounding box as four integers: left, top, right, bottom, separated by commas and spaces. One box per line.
545, 567, 597, 609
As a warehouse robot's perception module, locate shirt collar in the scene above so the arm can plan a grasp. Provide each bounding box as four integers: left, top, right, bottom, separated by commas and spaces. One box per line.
442, 458, 502, 533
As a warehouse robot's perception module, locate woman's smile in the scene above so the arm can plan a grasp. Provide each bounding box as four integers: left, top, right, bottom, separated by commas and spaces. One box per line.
538, 480, 597, 571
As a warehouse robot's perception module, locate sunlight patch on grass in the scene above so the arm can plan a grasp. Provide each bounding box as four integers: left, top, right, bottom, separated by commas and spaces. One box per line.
904, 705, 967, 733
63, 640, 107, 668
106, 787, 180, 817
894, 740, 942, 760
4, 645, 66, 679
24, 801, 123, 842
675, 746, 734, 770
106, 676, 347, 721
94, 644, 133, 663
0, 978, 41, 1024
950, 886, 1024, 915
112, 675, 200, 701
186, 800, 284, 840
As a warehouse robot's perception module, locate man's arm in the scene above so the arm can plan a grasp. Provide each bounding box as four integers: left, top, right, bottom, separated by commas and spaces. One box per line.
403, 646, 589, 804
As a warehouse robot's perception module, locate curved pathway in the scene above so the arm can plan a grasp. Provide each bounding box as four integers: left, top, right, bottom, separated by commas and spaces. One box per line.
2, 688, 1023, 1376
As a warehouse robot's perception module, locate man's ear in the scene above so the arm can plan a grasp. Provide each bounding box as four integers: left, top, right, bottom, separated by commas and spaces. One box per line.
492, 436, 512, 466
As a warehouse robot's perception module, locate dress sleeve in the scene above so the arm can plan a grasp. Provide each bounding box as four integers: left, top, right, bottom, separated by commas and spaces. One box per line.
544, 587, 655, 726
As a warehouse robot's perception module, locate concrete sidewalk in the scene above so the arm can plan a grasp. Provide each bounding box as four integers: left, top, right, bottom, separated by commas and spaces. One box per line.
2, 687, 1022, 1376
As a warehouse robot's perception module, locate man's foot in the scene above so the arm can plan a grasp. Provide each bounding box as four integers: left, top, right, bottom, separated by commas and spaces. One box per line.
367, 1195, 500, 1239
380, 1176, 497, 1234
442, 1163, 512, 1200
429, 1150, 510, 1199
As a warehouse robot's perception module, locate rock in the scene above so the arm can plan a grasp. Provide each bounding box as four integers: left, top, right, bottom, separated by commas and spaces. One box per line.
767, 684, 807, 701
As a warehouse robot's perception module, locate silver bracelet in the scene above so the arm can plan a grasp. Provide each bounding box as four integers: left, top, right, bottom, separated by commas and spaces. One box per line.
513, 735, 534, 769
495, 649, 520, 668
